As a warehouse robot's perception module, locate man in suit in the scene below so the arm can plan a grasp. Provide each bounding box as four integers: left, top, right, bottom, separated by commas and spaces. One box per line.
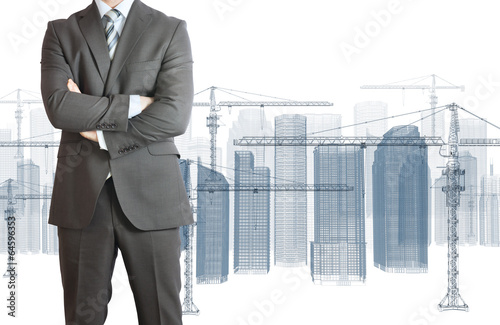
40, 0, 193, 324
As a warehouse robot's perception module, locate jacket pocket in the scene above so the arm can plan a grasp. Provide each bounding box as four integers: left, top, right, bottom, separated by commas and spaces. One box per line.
147, 141, 179, 156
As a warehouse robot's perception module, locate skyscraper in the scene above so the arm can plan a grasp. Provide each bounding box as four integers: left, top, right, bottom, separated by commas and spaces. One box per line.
274, 114, 307, 267
305, 114, 341, 263
0, 181, 19, 254
434, 175, 447, 245
311, 146, 366, 285
480, 166, 500, 247
227, 109, 274, 253
196, 164, 230, 284
17, 159, 41, 254
41, 184, 57, 254
460, 118, 487, 186
179, 159, 191, 252
234, 151, 270, 274
373, 126, 428, 273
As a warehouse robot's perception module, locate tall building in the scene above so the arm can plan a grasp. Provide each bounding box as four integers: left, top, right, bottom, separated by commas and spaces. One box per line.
196, 164, 229, 284
41, 184, 58, 254
17, 159, 41, 254
305, 114, 341, 263
460, 118, 487, 190
353, 101, 388, 220
311, 146, 366, 285
434, 175, 447, 245
0, 181, 19, 254
480, 166, 500, 246
274, 114, 307, 267
178, 159, 192, 252
227, 109, 274, 253
373, 126, 428, 273
435, 152, 478, 246
234, 151, 270, 274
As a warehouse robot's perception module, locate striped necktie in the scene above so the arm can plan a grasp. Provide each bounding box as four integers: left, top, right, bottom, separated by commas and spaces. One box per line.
103, 9, 121, 60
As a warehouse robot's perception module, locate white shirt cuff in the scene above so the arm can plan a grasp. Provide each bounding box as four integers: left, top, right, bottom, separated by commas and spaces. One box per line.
96, 95, 140, 152
96, 130, 108, 151
128, 95, 141, 118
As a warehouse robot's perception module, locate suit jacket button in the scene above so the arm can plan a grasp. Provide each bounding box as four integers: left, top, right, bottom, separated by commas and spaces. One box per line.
133, 144, 139, 149
105, 124, 110, 129
96, 125, 102, 130
118, 149, 124, 154
111, 123, 116, 129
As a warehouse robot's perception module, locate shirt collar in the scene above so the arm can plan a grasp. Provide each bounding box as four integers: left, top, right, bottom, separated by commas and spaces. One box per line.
94, 0, 135, 19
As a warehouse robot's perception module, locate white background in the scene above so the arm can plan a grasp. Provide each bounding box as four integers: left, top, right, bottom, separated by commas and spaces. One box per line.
2, 0, 500, 324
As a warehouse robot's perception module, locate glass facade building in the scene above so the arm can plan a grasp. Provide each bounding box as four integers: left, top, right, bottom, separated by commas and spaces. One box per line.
311, 146, 366, 285
234, 151, 270, 274
196, 164, 230, 284
274, 114, 307, 267
373, 126, 428, 273
480, 167, 500, 247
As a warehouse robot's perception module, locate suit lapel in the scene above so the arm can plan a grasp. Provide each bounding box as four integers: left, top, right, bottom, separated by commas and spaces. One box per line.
78, 2, 110, 84
104, 0, 152, 96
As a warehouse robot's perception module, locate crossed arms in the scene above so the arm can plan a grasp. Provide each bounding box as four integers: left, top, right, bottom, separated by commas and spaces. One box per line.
40, 19, 194, 159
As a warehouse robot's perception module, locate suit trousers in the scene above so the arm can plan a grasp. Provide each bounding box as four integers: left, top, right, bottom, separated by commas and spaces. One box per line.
57, 178, 183, 325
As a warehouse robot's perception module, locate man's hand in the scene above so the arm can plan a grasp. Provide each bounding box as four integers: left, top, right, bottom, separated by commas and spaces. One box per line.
67, 79, 98, 143
140, 96, 154, 111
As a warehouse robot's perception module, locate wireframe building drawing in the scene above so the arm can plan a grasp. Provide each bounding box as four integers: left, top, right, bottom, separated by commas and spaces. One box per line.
311, 146, 366, 285
179, 159, 191, 251
305, 114, 341, 263
196, 163, 230, 284
480, 165, 500, 247
17, 159, 41, 254
460, 118, 487, 186
373, 126, 428, 273
234, 151, 271, 274
274, 114, 307, 267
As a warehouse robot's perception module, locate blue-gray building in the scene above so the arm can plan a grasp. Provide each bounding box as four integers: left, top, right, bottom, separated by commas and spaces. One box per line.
179, 159, 191, 251
234, 151, 270, 274
480, 166, 500, 247
196, 164, 230, 284
311, 146, 366, 285
274, 114, 307, 267
373, 126, 428, 273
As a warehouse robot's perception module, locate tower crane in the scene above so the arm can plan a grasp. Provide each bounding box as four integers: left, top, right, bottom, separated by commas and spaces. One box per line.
0, 89, 44, 159
361, 74, 464, 137
193, 86, 333, 174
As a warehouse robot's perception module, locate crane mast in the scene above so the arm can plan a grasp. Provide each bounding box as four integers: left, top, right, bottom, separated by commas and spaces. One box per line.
438, 104, 468, 311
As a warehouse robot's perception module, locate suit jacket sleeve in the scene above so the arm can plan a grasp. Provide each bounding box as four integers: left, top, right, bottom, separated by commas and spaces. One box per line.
103, 20, 193, 159
41, 20, 130, 133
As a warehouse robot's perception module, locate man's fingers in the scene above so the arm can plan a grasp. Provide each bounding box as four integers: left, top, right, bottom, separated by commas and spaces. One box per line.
67, 79, 81, 93
80, 131, 98, 143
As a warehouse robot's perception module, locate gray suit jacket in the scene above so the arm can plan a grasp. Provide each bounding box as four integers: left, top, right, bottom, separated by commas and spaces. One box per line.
40, 0, 194, 230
